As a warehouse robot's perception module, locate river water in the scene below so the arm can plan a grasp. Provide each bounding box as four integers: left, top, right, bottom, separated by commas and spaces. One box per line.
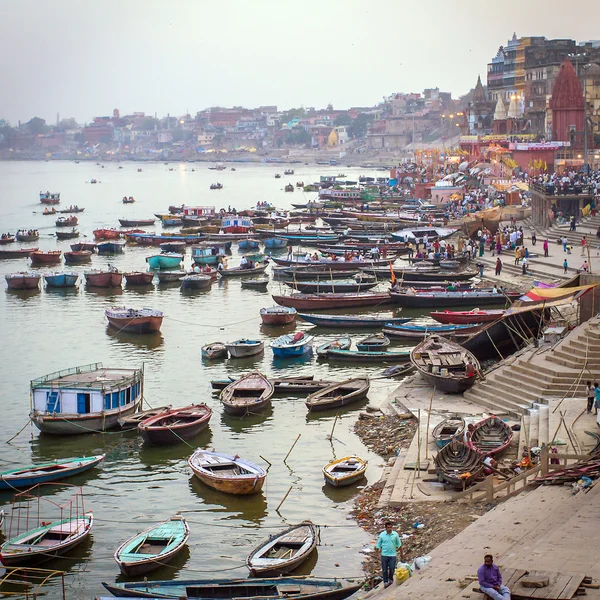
0, 161, 418, 599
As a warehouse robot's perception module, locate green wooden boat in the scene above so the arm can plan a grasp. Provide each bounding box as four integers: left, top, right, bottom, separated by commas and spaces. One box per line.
114, 515, 190, 576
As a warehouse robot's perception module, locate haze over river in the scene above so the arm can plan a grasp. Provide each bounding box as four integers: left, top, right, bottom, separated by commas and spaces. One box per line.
0, 161, 415, 599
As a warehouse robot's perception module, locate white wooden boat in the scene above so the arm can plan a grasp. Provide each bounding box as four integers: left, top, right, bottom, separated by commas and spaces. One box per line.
322, 455, 367, 487
225, 339, 264, 358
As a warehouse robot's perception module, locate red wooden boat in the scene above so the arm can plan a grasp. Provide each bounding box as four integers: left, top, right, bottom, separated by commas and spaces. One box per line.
430, 309, 506, 325
93, 228, 121, 240
0, 247, 39, 259
30, 250, 62, 265
0, 236, 15, 245
105, 307, 163, 333
138, 404, 212, 445
70, 242, 96, 252
64, 250, 93, 264
272, 292, 392, 310
56, 216, 78, 227
5, 272, 41, 290
124, 272, 155, 286
260, 306, 297, 325
468, 416, 513, 457
84, 270, 123, 287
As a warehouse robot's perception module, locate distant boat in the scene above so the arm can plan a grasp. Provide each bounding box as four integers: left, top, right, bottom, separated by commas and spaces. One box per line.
264, 237, 288, 249
146, 253, 183, 270
70, 242, 96, 252
114, 515, 190, 577
55, 229, 80, 240
64, 250, 93, 264
5, 272, 41, 290
241, 277, 269, 290
219, 263, 268, 278
260, 306, 297, 325
138, 404, 212, 445
156, 270, 187, 283
323, 455, 367, 487
225, 338, 264, 358
44, 272, 79, 288
306, 377, 370, 412
123, 272, 155, 286
55, 216, 78, 227
188, 450, 267, 495
15, 231, 39, 242
180, 274, 212, 290
272, 292, 392, 311
270, 332, 314, 358
97, 241, 125, 255
0, 247, 39, 259
220, 372, 274, 416
201, 342, 228, 359
30, 250, 62, 265
118, 218, 155, 227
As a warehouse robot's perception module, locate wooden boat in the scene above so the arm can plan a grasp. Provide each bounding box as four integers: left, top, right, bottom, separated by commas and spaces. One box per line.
58, 207, 85, 214
383, 322, 482, 341
298, 313, 410, 328
434, 439, 484, 488
180, 274, 212, 290
56, 216, 78, 227
188, 450, 267, 495
30, 250, 62, 265
389, 290, 520, 308
106, 307, 164, 333
0, 455, 105, 490
284, 279, 379, 294
156, 270, 186, 283
118, 218, 156, 227
64, 250, 93, 264
220, 263, 268, 278
124, 271, 155, 286
84, 270, 123, 287
42, 207, 57, 215
44, 272, 79, 288
277, 267, 362, 280
160, 241, 187, 253
306, 378, 370, 412
97, 240, 125, 255
0, 247, 39, 259
114, 515, 190, 576
93, 228, 121, 240
323, 455, 367, 487
221, 372, 274, 416
468, 416, 513, 456
361, 267, 478, 282
122, 196, 135, 203
146, 253, 184, 269
71, 242, 96, 252
272, 292, 392, 311
247, 522, 318, 577
15, 232, 39, 242
410, 335, 481, 393
238, 238, 260, 250
432, 416, 466, 448
211, 375, 331, 394
326, 348, 411, 363
226, 339, 264, 358
263, 237, 288, 249
40, 192, 60, 205
270, 332, 314, 357
201, 342, 228, 359
316, 336, 352, 357
118, 406, 171, 429
272, 257, 390, 269
5, 272, 41, 289
260, 306, 297, 325
241, 276, 270, 290
138, 404, 212, 445
0, 235, 15, 245
56, 229, 80, 240
356, 333, 390, 352
430, 309, 506, 325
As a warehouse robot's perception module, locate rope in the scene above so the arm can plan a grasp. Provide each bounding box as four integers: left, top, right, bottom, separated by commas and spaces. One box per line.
165, 315, 258, 329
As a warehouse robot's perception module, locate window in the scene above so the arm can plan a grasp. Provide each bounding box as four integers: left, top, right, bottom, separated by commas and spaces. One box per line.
120, 390, 126, 406
105, 394, 111, 410
111, 391, 119, 409
77, 393, 91, 414
126, 387, 131, 404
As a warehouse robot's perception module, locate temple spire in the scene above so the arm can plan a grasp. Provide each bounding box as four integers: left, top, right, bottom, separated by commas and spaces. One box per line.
493, 96, 507, 120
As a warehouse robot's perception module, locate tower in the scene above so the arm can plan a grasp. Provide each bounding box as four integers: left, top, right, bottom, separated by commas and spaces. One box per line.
549, 58, 584, 147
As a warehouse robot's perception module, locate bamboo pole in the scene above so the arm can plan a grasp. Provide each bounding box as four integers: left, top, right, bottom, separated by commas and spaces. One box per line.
416, 408, 422, 479
260, 455, 272, 469
276, 485, 293, 512
284, 434, 301, 463
424, 388, 436, 459
328, 414, 339, 441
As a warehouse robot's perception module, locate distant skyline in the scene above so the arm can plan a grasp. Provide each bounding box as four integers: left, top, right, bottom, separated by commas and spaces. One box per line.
1, 0, 598, 125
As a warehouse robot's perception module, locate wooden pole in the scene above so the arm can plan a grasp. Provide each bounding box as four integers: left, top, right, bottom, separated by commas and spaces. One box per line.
276, 485, 294, 512
424, 388, 435, 459
416, 408, 422, 479
260, 455, 272, 469
328, 414, 339, 441
284, 434, 301, 463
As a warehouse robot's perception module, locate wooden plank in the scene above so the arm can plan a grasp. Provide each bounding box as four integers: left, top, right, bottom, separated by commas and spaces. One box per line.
558, 575, 586, 600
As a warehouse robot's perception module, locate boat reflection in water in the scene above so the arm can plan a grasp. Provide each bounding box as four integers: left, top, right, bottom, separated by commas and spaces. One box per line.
106, 327, 165, 351
188, 477, 268, 524
305, 397, 369, 422
138, 428, 213, 469
44, 286, 80, 298
85, 285, 124, 297
321, 480, 366, 503
220, 404, 274, 433
5, 288, 41, 300
259, 322, 297, 337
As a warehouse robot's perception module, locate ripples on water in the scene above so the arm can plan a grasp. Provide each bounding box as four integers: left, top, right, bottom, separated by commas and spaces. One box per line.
0, 162, 425, 598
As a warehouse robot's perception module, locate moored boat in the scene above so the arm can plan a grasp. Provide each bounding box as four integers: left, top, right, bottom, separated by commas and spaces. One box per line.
434, 439, 484, 488
241, 276, 270, 290
138, 404, 212, 445
298, 313, 410, 328
118, 218, 155, 227
0, 247, 39, 259
326, 348, 411, 363
389, 289, 520, 308
432, 416, 466, 448
226, 338, 264, 358
180, 274, 212, 290
270, 332, 314, 357
97, 240, 125, 255
56, 229, 80, 240
40, 191, 60, 204
93, 228, 121, 240
30, 250, 62, 265
247, 522, 318, 577
272, 292, 392, 311
0, 235, 15, 245
56, 216, 78, 227
64, 250, 93, 264
238, 238, 260, 250
188, 450, 267, 495
306, 377, 370, 412
124, 271, 155, 286
156, 270, 187, 283
263, 237, 288, 249
260, 306, 297, 325
221, 371, 274, 416
284, 279, 379, 294
430, 308, 506, 324
114, 515, 190, 576
44, 272, 79, 288
71, 242, 96, 252
146, 252, 184, 270
383, 322, 482, 341
85, 270, 123, 287
5, 272, 41, 289
118, 406, 171, 429
468, 416, 513, 456
356, 333, 390, 352
106, 307, 163, 333
323, 455, 367, 487
201, 342, 228, 359
220, 263, 268, 277
316, 336, 352, 357
410, 335, 481, 393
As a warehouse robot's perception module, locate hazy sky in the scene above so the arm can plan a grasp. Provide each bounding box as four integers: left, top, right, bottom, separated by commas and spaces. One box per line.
1, 0, 598, 125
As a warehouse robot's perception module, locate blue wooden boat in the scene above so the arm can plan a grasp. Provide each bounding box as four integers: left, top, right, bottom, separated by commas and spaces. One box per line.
0, 455, 105, 490
278, 234, 340, 245
356, 333, 390, 352
146, 253, 184, 270
326, 348, 412, 363
383, 322, 483, 340
43, 272, 79, 288
432, 416, 466, 448
161, 217, 183, 227
114, 515, 190, 576
298, 313, 412, 328
316, 336, 352, 357
263, 237, 288, 249
102, 576, 362, 600
271, 332, 314, 357
238, 238, 260, 250
97, 241, 125, 255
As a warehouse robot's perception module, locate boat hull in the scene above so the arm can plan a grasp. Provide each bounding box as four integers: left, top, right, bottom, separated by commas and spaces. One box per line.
64, 251, 93, 264
298, 313, 410, 328
272, 293, 391, 310
226, 342, 264, 358
85, 272, 123, 287
146, 255, 183, 269
429, 310, 505, 324
124, 272, 155, 286
139, 419, 209, 445
260, 309, 297, 325
272, 343, 312, 357
5, 275, 41, 289
107, 315, 163, 334
189, 467, 266, 495
30, 252, 62, 265
44, 273, 79, 288
389, 291, 519, 308
0, 247, 39, 259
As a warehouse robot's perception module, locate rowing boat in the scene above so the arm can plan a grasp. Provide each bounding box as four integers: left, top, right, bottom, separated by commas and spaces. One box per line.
221, 371, 274, 416
138, 404, 212, 445
434, 439, 483, 488
316, 336, 352, 357
468, 416, 513, 456
429, 308, 506, 324
298, 313, 410, 328
326, 348, 411, 363
272, 292, 392, 310
201, 342, 228, 359
383, 322, 482, 341
356, 333, 390, 352
323, 455, 367, 487
432, 416, 466, 448
306, 378, 370, 412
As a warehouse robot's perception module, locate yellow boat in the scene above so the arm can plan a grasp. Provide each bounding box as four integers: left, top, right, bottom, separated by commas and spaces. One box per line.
322, 455, 367, 487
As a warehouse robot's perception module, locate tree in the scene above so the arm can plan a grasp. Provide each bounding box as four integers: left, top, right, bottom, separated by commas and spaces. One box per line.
280, 107, 305, 124
284, 126, 311, 147
326, 103, 334, 111
139, 117, 159, 131
348, 113, 374, 139
212, 134, 224, 148
334, 114, 353, 127
23, 117, 48, 135
56, 118, 79, 131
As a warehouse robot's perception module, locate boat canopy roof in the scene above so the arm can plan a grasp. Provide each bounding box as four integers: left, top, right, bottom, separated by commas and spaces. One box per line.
31, 362, 142, 391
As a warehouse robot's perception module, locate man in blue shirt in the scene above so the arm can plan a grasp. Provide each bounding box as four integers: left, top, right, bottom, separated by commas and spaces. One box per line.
477, 554, 511, 600
375, 521, 403, 588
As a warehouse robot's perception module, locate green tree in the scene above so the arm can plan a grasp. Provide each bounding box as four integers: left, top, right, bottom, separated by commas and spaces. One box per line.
334, 114, 353, 127
280, 107, 305, 124
212, 134, 224, 148
23, 117, 48, 135
348, 113, 374, 139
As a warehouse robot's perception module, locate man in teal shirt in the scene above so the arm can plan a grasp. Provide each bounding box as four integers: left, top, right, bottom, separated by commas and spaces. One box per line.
375, 521, 403, 588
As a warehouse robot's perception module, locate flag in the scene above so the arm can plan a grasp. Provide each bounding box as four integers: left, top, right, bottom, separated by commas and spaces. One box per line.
389, 261, 396, 286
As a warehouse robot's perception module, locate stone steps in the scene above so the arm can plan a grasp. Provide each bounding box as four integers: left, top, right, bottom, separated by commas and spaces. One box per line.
463, 384, 533, 418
